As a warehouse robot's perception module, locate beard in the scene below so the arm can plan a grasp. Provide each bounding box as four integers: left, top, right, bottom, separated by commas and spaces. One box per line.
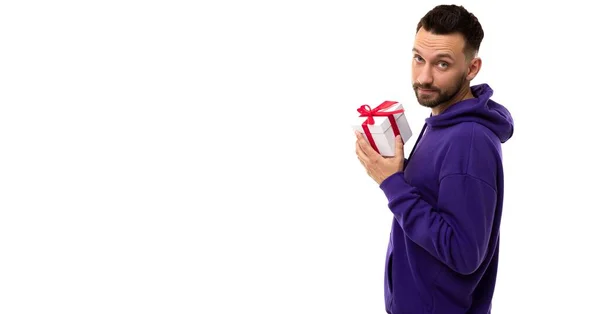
413, 72, 467, 109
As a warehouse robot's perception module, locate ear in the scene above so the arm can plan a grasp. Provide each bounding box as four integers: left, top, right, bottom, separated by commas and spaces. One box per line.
466, 57, 482, 81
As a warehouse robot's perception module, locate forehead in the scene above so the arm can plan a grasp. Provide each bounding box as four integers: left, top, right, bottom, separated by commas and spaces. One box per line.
413, 28, 466, 59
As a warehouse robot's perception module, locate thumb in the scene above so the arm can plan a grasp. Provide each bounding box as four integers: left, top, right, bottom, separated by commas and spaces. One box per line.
395, 135, 404, 157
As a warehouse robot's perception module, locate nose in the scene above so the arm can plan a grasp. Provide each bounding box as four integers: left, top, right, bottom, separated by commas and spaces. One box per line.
416, 67, 433, 86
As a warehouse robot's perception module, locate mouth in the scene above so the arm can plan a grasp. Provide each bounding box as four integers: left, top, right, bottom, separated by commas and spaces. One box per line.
418, 88, 437, 94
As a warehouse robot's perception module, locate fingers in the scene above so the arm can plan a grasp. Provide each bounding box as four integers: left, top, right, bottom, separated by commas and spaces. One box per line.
355, 130, 377, 160
395, 135, 404, 157
356, 140, 369, 165
356, 141, 370, 175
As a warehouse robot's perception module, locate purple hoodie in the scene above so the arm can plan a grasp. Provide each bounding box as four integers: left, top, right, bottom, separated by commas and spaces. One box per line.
380, 84, 514, 314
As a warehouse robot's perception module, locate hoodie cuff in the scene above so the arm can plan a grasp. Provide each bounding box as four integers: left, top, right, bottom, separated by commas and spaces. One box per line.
379, 171, 411, 201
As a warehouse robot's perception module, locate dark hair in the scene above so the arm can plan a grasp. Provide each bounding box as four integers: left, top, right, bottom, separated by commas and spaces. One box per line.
416, 5, 484, 58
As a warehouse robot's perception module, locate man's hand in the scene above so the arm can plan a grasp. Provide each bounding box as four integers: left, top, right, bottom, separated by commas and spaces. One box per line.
355, 130, 405, 185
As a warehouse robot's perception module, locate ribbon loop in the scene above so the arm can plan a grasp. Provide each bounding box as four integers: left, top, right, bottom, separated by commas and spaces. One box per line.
357, 101, 404, 125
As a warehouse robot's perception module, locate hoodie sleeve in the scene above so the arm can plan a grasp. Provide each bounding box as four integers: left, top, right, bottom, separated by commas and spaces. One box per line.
380, 171, 497, 275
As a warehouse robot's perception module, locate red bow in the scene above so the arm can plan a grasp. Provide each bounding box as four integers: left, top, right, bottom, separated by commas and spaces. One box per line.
357, 101, 405, 124
357, 101, 404, 154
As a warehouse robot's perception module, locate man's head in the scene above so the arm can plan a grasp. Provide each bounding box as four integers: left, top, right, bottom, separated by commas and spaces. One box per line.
412, 5, 484, 110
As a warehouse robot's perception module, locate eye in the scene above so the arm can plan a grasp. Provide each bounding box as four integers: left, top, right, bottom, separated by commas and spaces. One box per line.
438, 61, 449, 69
414, 55, 424, 63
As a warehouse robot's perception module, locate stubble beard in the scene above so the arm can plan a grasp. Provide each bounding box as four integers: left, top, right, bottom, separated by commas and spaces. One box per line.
413, 72, 467, 109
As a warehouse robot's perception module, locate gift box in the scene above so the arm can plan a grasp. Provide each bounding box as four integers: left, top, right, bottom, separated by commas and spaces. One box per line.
352, 101, 412, 157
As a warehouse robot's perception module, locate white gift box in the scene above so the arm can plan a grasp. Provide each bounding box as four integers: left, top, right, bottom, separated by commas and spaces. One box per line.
352, 101, 412, 157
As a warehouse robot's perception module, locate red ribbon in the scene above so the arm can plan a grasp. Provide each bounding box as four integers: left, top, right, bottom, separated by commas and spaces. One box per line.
357, 101, 404, 154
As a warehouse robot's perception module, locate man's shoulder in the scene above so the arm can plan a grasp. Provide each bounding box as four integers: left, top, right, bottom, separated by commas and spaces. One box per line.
436, 122, 503, 167
441, 122, 500, 146
437, 122, 503, 184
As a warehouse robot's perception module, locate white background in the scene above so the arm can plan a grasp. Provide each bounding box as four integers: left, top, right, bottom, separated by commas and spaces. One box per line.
1, 0, 598, 313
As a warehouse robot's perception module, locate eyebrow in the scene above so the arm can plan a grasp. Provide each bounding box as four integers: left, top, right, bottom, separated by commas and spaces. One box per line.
412, 48, 455, 60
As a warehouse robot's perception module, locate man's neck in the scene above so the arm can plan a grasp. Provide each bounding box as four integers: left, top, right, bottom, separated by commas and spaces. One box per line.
431, 85, 474, 116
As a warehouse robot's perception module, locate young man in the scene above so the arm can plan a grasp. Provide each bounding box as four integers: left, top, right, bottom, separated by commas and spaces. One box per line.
355, 5, 514, 314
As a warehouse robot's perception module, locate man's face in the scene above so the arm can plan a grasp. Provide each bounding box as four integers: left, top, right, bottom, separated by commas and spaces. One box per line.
411, 28, 470, 109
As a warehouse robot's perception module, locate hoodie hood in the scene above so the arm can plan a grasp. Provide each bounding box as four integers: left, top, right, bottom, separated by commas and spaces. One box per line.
425, 83, 514, 143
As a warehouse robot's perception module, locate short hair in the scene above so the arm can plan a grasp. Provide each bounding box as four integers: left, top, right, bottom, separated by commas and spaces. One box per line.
416, 5, 484, 58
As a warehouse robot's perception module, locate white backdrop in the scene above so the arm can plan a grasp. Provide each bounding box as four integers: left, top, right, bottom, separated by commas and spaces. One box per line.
1, 0, 598, 313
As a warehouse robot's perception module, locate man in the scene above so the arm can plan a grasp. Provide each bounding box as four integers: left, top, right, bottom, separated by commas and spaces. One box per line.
355, 5, 514, 314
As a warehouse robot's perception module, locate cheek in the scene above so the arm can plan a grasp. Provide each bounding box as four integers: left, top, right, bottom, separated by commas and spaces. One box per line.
433, 74, 453, 90
437, 70, 462, 87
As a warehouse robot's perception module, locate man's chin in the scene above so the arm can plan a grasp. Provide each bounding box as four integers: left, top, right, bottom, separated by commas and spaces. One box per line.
417, 98, 441, 108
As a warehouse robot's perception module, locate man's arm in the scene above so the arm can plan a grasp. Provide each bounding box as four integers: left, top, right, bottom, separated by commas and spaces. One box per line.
380, 171, 497, 275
